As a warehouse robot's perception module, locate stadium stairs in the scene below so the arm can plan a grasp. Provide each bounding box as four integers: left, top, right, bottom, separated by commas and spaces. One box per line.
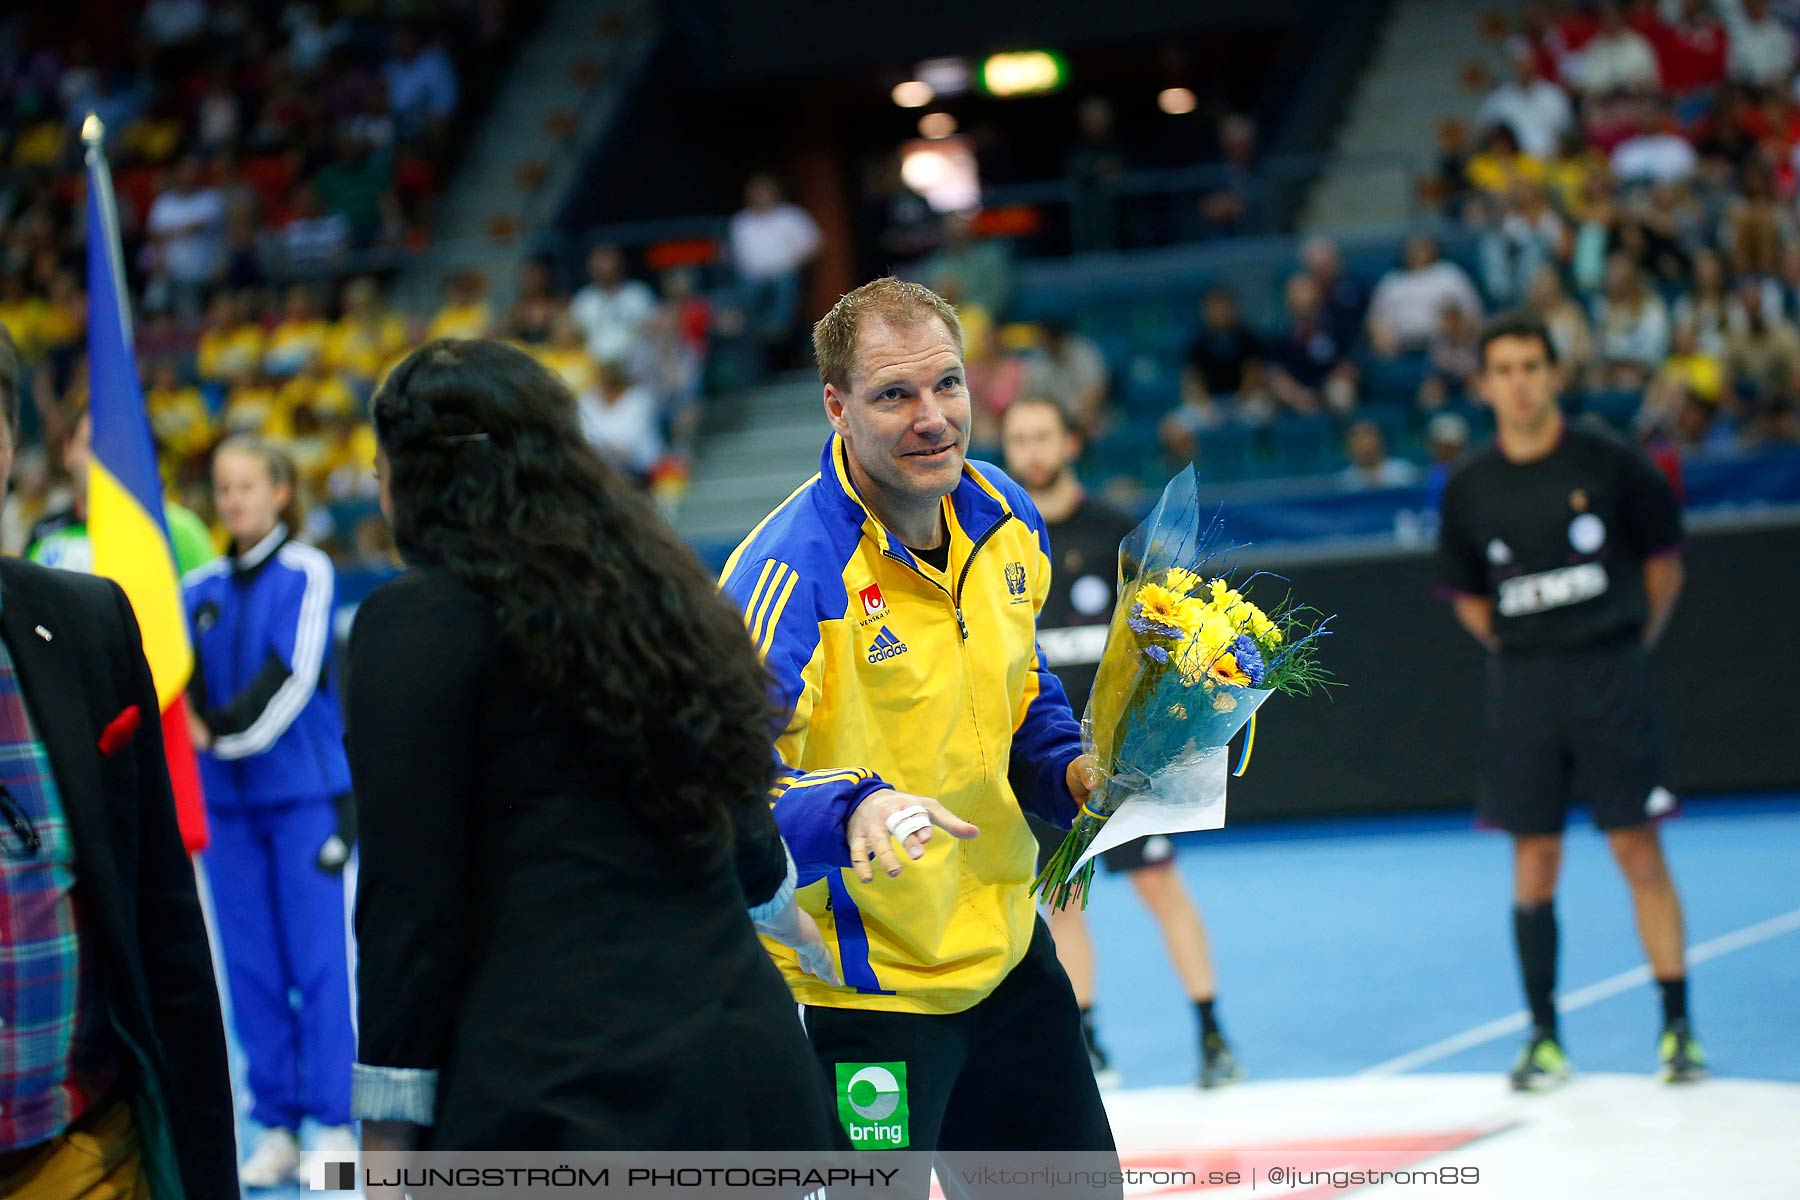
393, 0, 656, 311
1302, 0, 1523, 231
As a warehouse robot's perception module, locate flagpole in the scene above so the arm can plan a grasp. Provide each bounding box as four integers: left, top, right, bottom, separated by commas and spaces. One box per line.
81, 112, 137, 353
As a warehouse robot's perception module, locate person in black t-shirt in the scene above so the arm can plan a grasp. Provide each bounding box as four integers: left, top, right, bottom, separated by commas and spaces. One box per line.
1001, 395, 1243, 1092
1438, 312, 1703, 1091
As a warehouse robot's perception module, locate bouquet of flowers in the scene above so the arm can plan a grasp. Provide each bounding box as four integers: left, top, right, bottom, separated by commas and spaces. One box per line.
1033, 467, 1332, 910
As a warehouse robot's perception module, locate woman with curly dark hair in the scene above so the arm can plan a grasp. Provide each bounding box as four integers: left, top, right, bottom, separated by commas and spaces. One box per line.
346, 339, 839, 1153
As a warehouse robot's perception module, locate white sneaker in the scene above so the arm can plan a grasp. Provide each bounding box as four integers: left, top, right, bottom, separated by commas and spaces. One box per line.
304, 1125, 360, 1188
240, 1127, 302, 1189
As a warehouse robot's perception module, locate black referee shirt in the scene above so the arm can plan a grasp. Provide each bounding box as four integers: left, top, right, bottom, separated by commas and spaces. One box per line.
1038, 497, 1137, 708
1436, 423, 1683, 655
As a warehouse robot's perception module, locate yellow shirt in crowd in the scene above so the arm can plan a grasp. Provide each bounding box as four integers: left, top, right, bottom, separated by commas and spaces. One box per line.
199, 323, 267, 382
426, 301, 492, 342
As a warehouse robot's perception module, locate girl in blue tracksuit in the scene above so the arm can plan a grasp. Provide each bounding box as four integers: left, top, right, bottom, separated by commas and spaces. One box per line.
185, 435, 354, 1184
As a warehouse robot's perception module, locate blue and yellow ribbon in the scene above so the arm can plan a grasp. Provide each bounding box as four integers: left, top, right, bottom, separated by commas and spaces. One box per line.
1231, 712, 1258, 777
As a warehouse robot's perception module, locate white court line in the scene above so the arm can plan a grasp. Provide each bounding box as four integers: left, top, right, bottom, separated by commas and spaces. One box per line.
1360, 906, 1800, 1076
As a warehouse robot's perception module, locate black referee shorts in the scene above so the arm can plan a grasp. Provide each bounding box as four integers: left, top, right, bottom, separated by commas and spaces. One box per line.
1029, 815, 1178, 877
1481, 643, 1674, 837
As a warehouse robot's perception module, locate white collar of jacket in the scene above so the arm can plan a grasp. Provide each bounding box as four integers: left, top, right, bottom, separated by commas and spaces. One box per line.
232, 522, 289, 574
816, 434, 1015, 569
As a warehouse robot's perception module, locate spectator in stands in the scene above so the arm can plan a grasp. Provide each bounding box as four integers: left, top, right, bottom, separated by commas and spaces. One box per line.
918, 213, 1015, 318
1367, 234, 1483, 355
1613, 203, 1693, 288
1419, 302, 1482, 412
1200, 114, 1266, 239
571, 244, 657, 367
198, 290, 266, 384
1646, 315, 1727, 432
326, 277, 410, 393
1340, 419, 1419, 489
223, 366, 285, 438
1467, 125, 1548, 196
1423, 409, 1469, 511
1065, 97, 1129, 253
383, 26, 458, 141
145, 154, 226, 317
313, 131, 401, 248
1724, 0, 1797, 90
1594, 253, 1673, 388
1526, 265, 1597, 384
265, 286, 331, 378
1026, 322, 1110, 433
1655, 0, 1729, 97
276, 183, 351, 279
577, 358, 663, 483
1611, 102, 1699, 185
145, 357, 215, 476
727, 173, 823, 361
1427, 117, 1474, 217
506, 257, 563, 346
1723, 162, 1794, 278
1479, 40, 1575, 159
534, 310, 599, 397
427, 272, 493, 341
1182, 287, 1262, 402
1267, 273, 1355, 418
1161, 356, 1279, 460
1571, 3, 1660, 95
1673, 248, 1734, 355
1723, 276, 1800, 418
1481, 181, 1569, 305
1300, 235, 1368, 350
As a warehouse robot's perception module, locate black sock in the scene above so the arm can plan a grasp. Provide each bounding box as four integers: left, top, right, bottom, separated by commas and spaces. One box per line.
1658, 977, 1689, 1026
1195, 998, 1220, 1040
1513, 902, 1559, 1037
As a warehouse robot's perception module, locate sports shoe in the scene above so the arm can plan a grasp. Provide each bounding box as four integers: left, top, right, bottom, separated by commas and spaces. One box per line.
1199, 1032, 1244, 1089
1658, 1020, 1706, 1083
1508, 1030, 1571, 1092
240, 1127, 302, 1189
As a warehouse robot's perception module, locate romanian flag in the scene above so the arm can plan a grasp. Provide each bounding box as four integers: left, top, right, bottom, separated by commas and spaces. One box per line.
82, 117, 208, 852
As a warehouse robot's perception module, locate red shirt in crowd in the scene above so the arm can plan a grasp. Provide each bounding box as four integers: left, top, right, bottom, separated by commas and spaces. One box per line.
1640, 13, 1730, 94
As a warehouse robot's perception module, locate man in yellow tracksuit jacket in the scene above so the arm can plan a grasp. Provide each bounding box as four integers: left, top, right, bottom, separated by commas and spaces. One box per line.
721, 278, 1118, 1168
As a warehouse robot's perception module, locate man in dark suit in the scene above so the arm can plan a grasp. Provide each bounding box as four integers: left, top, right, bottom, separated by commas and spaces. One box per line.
0, 322, 237, 1198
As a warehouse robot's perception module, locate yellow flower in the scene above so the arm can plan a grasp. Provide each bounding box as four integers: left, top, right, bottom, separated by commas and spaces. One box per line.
1163, 567, 1207, 596
1133, 583, 1204, 637
1206, 578, 1282, 646
1209, 652, 1252, 687
1174, 610, 1241, 685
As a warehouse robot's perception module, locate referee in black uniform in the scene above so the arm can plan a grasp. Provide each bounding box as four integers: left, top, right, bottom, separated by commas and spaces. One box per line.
1438, 311, 1702, 1090
1001, 394, 1242, 1090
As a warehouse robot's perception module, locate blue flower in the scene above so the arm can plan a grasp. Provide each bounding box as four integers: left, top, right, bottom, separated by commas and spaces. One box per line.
1127, 603, 1185, 641
1142, 644, 1170, 664
1232, 634, 1266, 687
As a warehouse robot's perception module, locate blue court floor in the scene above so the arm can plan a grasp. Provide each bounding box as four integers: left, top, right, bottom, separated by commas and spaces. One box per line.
1078, 793, 1800, 1089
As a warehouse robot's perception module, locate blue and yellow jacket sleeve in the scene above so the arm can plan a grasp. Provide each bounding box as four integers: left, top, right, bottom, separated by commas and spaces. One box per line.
1003, 487, 1085, 829
722, 555, 891, 885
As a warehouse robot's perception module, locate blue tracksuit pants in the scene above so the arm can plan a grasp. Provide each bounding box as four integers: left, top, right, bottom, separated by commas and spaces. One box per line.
204, 798, 353, 1130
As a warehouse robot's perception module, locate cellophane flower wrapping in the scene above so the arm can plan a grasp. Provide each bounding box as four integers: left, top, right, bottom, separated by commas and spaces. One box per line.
1031, 466, 1332, 910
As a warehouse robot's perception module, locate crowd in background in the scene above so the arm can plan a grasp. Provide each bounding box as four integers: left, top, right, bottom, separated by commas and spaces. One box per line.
0, 1, 750, 566
1432, 0, 1800, 448
15, 0, 1800, 565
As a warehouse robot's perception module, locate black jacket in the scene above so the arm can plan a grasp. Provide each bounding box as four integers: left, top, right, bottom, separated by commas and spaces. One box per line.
0, 558, 237, 1198
346, 568, 835, 1149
